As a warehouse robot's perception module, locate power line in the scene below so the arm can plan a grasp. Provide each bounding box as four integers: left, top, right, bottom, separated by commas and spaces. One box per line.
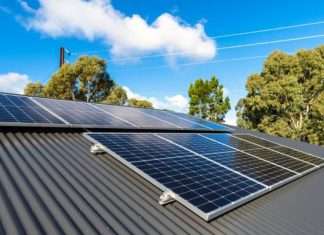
69, 19, 324, 61
123, 54, 269, 71
117, 49, 296, 70
70, 33, 324, 62
212, 20, 324, 39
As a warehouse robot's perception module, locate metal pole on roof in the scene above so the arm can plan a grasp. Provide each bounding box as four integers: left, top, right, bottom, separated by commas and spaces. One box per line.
59, 47, 71, 67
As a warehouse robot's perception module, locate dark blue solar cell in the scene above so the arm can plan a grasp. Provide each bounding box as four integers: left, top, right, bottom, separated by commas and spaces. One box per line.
0, 94, 64, 124
0, 106, 16, 122
132, 156, 265, 213
86, 132, 323, 220
235, 134, 324, 166
88, 133, 194, 162
6, 106, 33, 122
168, 111, 231, 131
96, 104, 176, 128
159, 133, 233, 154
203, 133, 261, 151
34, 97, 132, 127
86, 132, 266, 218
0, 95, 14, 106
142, 109, 207, 129
203, 151, 295, 186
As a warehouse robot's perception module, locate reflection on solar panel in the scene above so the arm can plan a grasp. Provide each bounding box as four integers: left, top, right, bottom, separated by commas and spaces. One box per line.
95, 104, 178, 128
0, 93, 64, 124
203, 133, 316, 173
85, 132, 323, 221
168, 111, 232, 131
132, 156, 264, 214
97, 103, 231, 131
0, 93, 231, 131
33, 97, 132, 127
142, 109, 208, 129
234, 134, 324, 166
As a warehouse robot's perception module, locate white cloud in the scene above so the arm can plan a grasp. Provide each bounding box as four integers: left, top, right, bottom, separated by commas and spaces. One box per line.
0, 72, 31, 94
123, 86, 188, 113
223, 87, 230, 97
224, 111, 237, 126
21, 0, 216, 60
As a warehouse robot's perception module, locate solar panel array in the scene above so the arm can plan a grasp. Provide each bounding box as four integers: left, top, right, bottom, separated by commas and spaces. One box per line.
0, 93, 64, 124
2, 92, 323, 221
85, 132, 324, 221
0, 93, 231, 131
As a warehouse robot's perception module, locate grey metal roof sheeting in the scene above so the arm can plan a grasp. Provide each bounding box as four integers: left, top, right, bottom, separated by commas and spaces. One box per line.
1, 130, 324, 235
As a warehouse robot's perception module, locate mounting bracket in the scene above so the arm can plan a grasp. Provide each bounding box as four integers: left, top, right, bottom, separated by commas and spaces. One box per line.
90, 143, 105, 154
159, 191, 176, 205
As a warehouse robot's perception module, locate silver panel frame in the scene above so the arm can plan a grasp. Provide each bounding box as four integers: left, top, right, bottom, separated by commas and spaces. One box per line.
83, 132, 323, 221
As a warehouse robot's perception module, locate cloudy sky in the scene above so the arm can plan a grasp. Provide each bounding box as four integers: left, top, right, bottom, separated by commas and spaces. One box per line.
1, 0, 324, 125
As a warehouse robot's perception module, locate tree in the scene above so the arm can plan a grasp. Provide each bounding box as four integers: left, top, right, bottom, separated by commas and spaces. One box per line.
128, 98, 153, 108
236, 46, 324, 145
104, 86, 128, 105
24, 82, 45, 97
188, 76, 230, 122
44, 56, 114, 102
44, 64, 76, 100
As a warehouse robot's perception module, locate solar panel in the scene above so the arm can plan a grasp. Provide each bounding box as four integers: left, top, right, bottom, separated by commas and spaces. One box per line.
85, 132, 323, 221
167, 111, 232, 131
234, 134, 324, 166
0, 93, 64, 125
203, 133, 315, 174
95, 104, 178, 129
142, 109, 210, 129
85, 132, 266, 220
33, 97, 132, 127
0, 93, 232, 131
97, 103, 231, 131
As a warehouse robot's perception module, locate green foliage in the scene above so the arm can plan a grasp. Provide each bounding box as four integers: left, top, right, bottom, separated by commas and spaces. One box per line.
24, 82, 45, 97
188, 76, 230, 122
43, 56, 114, 102
236, 46, 324, 145
44, 64, 77, 100
128, 98, 153, 108
104, 86, 128, 105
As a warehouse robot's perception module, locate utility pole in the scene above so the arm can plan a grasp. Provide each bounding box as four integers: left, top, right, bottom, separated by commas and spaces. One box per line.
59, 47, 65, 67
59, 47, 71, 67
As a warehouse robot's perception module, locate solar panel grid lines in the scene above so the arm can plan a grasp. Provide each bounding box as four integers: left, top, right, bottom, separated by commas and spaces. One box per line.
89, 103, 137, 127
131, 156, 266, 216
29, 97, 70, 124
159, 133, 234, 155
160, 133, 299, 185
167, 111, 234, 131
201, 134, 316, 175
233, 134, 324, 166
198, 134, 300, 175
144, 109, 210, 130
0, 93, 65, 124
203, 151, 296, 186
136, 109, 183, 128
155, 134, 268, 188
245, 149, 314, 173
33, 97, 132, 127
89, 133, 196, 162
84, 132, 323, 221
84, 132, 267, 221
96, 104, 179, 129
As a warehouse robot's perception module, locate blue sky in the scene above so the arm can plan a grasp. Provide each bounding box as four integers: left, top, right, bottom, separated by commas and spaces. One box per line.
1, 0, 324, 125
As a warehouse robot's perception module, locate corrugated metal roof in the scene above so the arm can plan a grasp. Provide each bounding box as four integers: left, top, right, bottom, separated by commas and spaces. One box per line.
1, 130, 324, 235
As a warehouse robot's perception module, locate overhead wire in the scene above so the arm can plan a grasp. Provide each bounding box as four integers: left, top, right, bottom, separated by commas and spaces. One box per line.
70, 33, 324, 63
68, 19, 324, 62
